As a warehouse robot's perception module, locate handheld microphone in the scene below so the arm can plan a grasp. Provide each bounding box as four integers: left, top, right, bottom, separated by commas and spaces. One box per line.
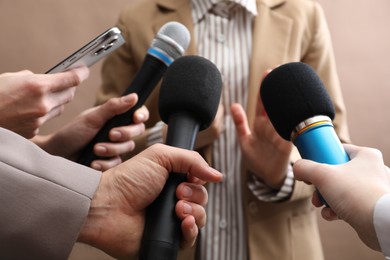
260, 62, 349, 206
139, 55, 222, 260
77, 21, 191, 167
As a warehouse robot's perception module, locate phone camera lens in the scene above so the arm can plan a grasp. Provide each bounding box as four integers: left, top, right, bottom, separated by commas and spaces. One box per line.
94, 47, 105, 56
103, 43, 114, 51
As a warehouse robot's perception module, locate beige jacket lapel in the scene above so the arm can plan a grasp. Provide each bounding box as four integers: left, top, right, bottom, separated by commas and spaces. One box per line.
247, 0, 291, 123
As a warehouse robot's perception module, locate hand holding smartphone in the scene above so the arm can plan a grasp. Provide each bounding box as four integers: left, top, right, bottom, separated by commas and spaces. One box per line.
46, 27, 124, 74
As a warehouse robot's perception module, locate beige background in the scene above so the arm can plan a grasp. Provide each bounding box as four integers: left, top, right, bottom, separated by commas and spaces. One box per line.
0, 0, 389, 259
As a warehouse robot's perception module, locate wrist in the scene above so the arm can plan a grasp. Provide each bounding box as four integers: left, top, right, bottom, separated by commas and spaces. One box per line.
77, 170, 141, 259
77, 172, 112, 250
30, 134, 52, 152
255, 165, 289, 190
248, 164, 294, 202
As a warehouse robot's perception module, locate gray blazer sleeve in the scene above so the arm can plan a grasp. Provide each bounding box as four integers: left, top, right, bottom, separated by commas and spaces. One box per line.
0, 127, 102, 260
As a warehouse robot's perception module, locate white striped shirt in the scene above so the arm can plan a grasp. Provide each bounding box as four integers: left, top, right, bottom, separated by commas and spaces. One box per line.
192, 1, 295, 259
191, 1, 253, 259
148, 0, 294, 258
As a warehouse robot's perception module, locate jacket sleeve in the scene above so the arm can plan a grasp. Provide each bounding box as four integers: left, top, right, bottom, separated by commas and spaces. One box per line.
374, 193, 390, 259
0, 128, 101, 260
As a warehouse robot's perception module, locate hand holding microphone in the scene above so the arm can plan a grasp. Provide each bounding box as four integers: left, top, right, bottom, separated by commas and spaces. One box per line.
77, 22, 190, 167
139, 55, 222, 260
293, 144, 390, 252
260, 62, 350, 206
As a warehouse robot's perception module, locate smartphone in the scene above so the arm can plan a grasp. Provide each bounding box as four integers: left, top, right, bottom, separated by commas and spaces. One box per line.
46, 27, 125, 74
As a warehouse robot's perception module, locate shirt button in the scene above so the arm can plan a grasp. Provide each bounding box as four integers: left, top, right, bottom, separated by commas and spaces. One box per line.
217, 34, 225, 43
219, 219, 227, 229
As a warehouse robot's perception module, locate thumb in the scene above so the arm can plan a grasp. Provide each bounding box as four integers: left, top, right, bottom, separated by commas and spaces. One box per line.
45, 66, 90, 92
293, 159, 330, 187
89, 93, 138, 127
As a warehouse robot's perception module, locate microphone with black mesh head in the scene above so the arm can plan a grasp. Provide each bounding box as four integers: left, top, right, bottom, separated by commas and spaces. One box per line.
77, 22, 190, 167
139, 55, 222, 260
260, 62, 350, 206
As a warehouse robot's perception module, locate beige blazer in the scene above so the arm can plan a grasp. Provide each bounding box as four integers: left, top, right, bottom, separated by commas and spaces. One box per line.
0, 127, 101, 259
97, 0, 350, 259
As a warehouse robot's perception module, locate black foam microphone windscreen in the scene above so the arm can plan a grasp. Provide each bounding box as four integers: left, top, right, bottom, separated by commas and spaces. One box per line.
260, 62, 335, 140
158, 55, 222, 131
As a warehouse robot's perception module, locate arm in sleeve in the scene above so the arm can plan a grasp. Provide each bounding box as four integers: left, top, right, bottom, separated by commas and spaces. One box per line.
248, 164, 294, 202
0, 127, 101, 260
373, 193, 390, 259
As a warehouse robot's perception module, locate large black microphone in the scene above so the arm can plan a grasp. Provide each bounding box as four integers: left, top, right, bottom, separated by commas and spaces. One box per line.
139, 55, 222, 260
77, 21, 191, 167
260, 62, 349, 206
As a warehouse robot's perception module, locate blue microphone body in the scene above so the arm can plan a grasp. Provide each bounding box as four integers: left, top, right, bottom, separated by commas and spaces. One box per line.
292, 117, 350, 206
293, 118, 349, 164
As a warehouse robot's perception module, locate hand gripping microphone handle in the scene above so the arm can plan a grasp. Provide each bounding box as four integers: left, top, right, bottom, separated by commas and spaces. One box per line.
292, 117, 350, 206
77, 54, 168, 166
140, 56, 222, 260
76, 21, 191, 167
139, 55, 222, 260
139, 112, 199, 260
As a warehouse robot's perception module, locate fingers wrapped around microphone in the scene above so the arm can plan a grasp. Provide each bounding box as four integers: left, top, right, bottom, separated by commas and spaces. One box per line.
175, 182, 208, 248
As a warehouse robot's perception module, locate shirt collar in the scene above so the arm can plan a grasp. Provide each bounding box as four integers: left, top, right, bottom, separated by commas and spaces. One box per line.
191, 0, 258, 23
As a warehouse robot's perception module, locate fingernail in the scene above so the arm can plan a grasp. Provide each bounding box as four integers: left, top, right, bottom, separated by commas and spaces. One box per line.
111, 130, 122, 141
136, 113, 145, 122
122, 94, 134, 104
92, 163, 102, 171
95, 145, 107, 153
182, 186, 193, 197
183, 202, 192, 214
78, 66, 90, 81
210, 167, 223, 179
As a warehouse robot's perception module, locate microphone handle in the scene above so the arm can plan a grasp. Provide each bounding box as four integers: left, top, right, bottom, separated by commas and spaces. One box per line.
140, 112, 199, 260
293, 122, 350, 206
77, 55, 167, 166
